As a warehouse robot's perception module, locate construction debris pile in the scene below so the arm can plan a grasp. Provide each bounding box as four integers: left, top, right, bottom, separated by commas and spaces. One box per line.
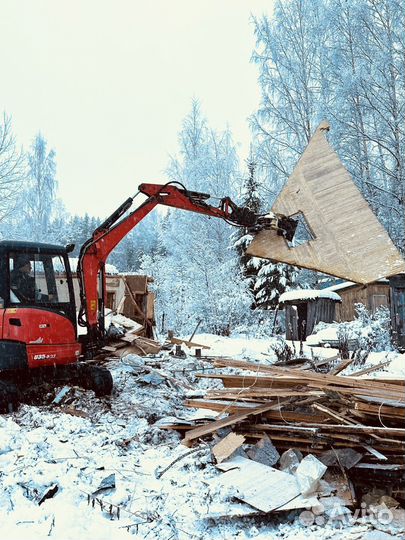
102, 312, 162, 357
158, 354, 405, 527
2, 328, 405, 539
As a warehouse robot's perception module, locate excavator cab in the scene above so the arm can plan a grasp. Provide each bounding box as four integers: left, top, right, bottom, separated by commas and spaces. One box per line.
0, 241, 113, 411
0, 241, 80, 371
1, 241, 76, 323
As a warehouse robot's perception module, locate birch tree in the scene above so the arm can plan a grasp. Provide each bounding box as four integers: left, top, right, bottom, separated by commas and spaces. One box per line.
23, 134, 57, 241
0, 114, 25, 223
142, 101, 252, 335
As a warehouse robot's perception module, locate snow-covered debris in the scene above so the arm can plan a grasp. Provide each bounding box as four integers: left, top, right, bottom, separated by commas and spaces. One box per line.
306, 324, 339, 346
77, 310, 143, 337
279, 289, 341, 303
106, 311, 143, 332
0, 333, 404, 540
295, 454, 327, 496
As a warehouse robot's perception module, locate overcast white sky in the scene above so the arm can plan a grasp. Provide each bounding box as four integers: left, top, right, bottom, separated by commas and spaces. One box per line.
0, 0, 273, 217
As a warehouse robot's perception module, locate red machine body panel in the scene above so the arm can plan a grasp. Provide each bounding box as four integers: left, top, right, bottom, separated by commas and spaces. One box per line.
26, 342, 81, 369
1, 307, 81, 368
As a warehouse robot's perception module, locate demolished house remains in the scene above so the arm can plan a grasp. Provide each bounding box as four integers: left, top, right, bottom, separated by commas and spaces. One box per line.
1, 121, 404, 538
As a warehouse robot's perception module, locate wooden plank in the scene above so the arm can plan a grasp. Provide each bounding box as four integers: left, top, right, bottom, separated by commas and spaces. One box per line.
209, 359, 405, 395
184, 399, 328, 423
125, 274, 148, 294
312, 403, 404, 446
246, 121, 405, 283
170, 337, 211, 350
124, 278, 146, 321
212, 433, 245, 463
243, 422, 405, 437
146, 291, 155, 320
354, 401, 405, 419
206, 389, 324, 399
196, 373, 314, 388
307, 383, 405, 401
355, 463, 405, 471
183, 400, 290, 446
347, 360, 392, 377
329, 357, 355, 375
362, 445, 388, 461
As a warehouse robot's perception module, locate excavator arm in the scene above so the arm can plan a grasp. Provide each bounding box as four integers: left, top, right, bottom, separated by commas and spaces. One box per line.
77, 182, 297, 355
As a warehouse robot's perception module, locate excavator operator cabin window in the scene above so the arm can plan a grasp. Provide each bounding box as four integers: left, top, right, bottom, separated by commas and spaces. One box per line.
9, 253, 69, 305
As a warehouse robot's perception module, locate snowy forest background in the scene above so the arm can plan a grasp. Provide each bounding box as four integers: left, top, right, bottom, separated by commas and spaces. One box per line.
0, 0, 403, 335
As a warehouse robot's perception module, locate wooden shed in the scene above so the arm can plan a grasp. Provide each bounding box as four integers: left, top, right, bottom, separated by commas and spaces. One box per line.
120, 274, 156, 337
324, 280, 390, 322
279, 290, 341, 341
57, 258, 156, 337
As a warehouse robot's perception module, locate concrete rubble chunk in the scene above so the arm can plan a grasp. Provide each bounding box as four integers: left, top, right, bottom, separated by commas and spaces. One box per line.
246, 434, 280, 467
295, 454, 327, 496
319, 448, 363, 469
279, 448, 303, 474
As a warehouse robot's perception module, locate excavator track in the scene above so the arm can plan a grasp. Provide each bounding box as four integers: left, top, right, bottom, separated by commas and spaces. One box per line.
75, 364, 114, 397
0, 380, 21, 413
0, 363, 113, 413
43, 363, 114, 397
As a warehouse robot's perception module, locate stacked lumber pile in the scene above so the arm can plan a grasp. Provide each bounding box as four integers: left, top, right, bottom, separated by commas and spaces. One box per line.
183, 358, 405, 464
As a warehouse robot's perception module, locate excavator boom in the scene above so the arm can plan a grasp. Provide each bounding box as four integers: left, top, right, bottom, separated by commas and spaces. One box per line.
77, 182, 297, 355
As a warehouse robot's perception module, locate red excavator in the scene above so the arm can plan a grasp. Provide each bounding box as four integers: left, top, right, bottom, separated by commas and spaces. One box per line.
0, 182, 297, 410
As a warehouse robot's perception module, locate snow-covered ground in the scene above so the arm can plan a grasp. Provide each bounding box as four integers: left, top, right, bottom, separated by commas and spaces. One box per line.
0, 334, 404, 540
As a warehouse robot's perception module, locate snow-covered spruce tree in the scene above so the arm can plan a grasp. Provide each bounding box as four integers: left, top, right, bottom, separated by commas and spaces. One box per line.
46, 200, 70, 245
141, 101, 252, 336
254, 261, 297, 310
233, 150, 262, 307
233, 148, 299, 313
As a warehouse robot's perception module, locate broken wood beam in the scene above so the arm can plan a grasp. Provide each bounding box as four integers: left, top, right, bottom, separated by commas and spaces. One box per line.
170, 337, 211, 350
183, 399, 291, 446
347, 360, 392, 377
329, 357, 355, 375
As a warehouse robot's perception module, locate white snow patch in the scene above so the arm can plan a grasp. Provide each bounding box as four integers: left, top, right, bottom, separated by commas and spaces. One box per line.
279, 290, 341, 303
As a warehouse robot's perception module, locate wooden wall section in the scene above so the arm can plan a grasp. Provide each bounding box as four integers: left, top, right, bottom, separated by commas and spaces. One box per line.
247, 121, 405, 284
335, 282, 390, 321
